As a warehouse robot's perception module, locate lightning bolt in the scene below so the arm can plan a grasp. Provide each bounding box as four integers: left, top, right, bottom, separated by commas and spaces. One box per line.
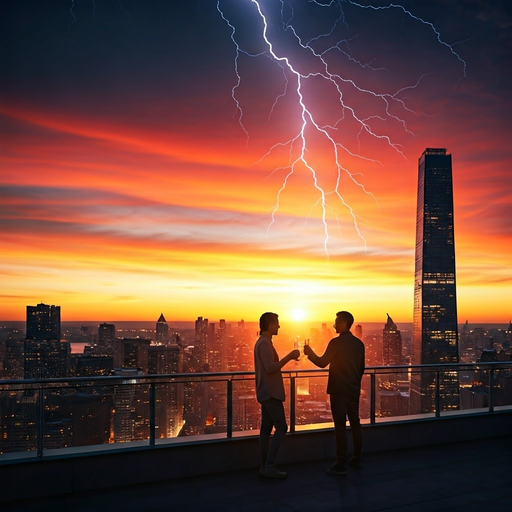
66, 0, 77, 34
119, 1, 131, 19
218, 0, 467, 257
65, 0, 130, 32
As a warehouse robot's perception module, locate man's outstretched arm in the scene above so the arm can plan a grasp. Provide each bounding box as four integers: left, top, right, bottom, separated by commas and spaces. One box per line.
304, 341, 335, 368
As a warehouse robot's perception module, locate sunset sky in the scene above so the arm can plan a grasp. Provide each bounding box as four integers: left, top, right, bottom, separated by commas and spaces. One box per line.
1, 1, 510, 324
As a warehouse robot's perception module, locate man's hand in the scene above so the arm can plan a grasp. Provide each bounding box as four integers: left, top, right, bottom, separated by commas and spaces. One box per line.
290, 349, 300, 361
303, 344, 313, 357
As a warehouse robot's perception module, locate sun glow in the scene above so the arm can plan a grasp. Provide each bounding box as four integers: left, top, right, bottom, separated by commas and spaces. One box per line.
290, 308, 307, 322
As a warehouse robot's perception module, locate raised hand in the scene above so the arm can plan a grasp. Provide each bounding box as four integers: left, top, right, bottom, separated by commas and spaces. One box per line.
290, 349, 300, 360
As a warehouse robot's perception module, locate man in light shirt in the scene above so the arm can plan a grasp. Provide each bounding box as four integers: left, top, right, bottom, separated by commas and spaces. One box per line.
254, 312, 300, 479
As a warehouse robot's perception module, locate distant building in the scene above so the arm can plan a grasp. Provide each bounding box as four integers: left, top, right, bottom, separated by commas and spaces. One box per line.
75, 354, 114, 376
24, 339, 70, 379
5, 339, 24, 379
411, 148, 459, 414
112, 368, 147, 442
480, 349, 497, 362
156, 314, 170, 345
26, 303, 60, 341
98, 323, 116, 349
113, 338, 151, 374
0, 393, 38, 453
148, 345, 180, 374
194, 316, 208, 371
148, 343, 184, 437
505, 320, 512, 343
207, 322, 218, 371
379, 390, 409, 418
383, 314, 402, 366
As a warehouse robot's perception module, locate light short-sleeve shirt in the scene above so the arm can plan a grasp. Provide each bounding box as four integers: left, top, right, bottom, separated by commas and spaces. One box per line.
254, 335, 286, 403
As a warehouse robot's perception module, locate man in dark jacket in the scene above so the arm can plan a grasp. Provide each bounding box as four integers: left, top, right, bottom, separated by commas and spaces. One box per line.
304, 310, 365, 475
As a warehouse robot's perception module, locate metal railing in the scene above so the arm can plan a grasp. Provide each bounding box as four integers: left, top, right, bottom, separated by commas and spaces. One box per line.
1, 362, 511, 459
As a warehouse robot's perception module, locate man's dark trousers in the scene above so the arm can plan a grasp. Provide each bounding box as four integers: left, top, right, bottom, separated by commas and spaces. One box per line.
259, 397, 288, 467
330, 394, 362, 464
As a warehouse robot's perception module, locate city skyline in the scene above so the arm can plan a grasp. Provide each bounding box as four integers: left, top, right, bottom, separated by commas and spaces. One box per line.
1, 1, 511, 323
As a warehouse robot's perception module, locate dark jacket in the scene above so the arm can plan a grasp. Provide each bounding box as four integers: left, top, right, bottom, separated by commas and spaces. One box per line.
308, 331, 365, 398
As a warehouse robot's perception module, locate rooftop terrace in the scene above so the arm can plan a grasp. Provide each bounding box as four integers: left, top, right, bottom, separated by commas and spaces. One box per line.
2, 434, 511, 512
1, 363, 511, 510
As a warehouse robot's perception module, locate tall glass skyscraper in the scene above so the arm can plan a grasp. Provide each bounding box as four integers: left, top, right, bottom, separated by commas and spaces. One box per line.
410, 149, 459, 414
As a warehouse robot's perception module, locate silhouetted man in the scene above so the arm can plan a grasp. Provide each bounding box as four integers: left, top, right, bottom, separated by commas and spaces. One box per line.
254, 312, 300, 479
304, 310, 365, 475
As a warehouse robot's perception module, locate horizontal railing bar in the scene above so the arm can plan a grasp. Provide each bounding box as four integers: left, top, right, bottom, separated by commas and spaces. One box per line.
1, 362, 510, 387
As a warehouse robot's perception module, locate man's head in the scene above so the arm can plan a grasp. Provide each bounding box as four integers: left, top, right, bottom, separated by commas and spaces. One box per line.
259, 312, 280, 336
334, 311, 354, 333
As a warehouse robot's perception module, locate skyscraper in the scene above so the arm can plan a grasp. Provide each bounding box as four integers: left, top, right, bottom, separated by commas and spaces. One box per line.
383, 314, 402, 366
98, 323, 116, 349
25, 303, 69, 378
156, 314, 169, 345
148, 344, 184, 437
194, 316, 208, 371
411, 148, 459, 414
113, 338, 151, 373
26, 303, 60, 341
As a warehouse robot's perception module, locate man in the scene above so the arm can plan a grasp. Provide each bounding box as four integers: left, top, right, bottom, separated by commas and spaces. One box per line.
304, 310, 365, 475
254, 312, 300, 479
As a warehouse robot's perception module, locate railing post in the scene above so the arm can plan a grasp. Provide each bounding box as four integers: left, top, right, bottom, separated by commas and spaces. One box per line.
435, 371, 441, 418
149, 382, 156, 446
227, 379, 233, 438
290, 375, 296, 433
37, 385, 45, 458
488, 369, 494, 412
370, 373, 376, 424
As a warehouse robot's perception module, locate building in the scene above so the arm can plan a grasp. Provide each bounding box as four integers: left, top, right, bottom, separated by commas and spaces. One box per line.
113, 338, 151, 374
4, 339, 24, 379
156, 314, 170, 345
75, 355, 114, 377
383, 314, 402, 366
194, 316, 208, 371
98, 323, 116, 349
26, 303, 60, 341
24, 340, 70, 379
24, 303, 69, 379
112, 368, 146, 442
411, 148, 459, 414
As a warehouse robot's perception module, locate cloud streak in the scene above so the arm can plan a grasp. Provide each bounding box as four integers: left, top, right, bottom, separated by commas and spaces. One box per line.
0, 1, 510, 323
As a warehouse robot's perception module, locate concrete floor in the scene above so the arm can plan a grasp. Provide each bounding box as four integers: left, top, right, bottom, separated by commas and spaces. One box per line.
5, 436, 512, 512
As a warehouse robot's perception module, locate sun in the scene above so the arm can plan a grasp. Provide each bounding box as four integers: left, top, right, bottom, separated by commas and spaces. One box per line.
290, 308, 307, 322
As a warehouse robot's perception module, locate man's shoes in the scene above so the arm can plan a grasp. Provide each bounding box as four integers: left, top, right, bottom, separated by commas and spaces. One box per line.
326, 462, 347, 475
259, 465, 288, 479
348, 456, 362, 469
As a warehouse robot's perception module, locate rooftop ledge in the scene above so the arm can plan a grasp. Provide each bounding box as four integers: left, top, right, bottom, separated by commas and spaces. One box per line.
1, 408, 512, 503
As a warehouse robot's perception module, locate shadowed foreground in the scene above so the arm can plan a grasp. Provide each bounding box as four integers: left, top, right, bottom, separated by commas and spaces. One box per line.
4, 436, 512, 512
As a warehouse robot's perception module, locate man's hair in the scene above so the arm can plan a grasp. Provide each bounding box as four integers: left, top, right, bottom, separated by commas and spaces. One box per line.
336, 311, 354, 329
259, 312, 278, 334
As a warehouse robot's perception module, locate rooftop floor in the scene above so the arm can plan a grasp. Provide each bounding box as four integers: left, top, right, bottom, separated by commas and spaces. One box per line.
4, 436, 512, 512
